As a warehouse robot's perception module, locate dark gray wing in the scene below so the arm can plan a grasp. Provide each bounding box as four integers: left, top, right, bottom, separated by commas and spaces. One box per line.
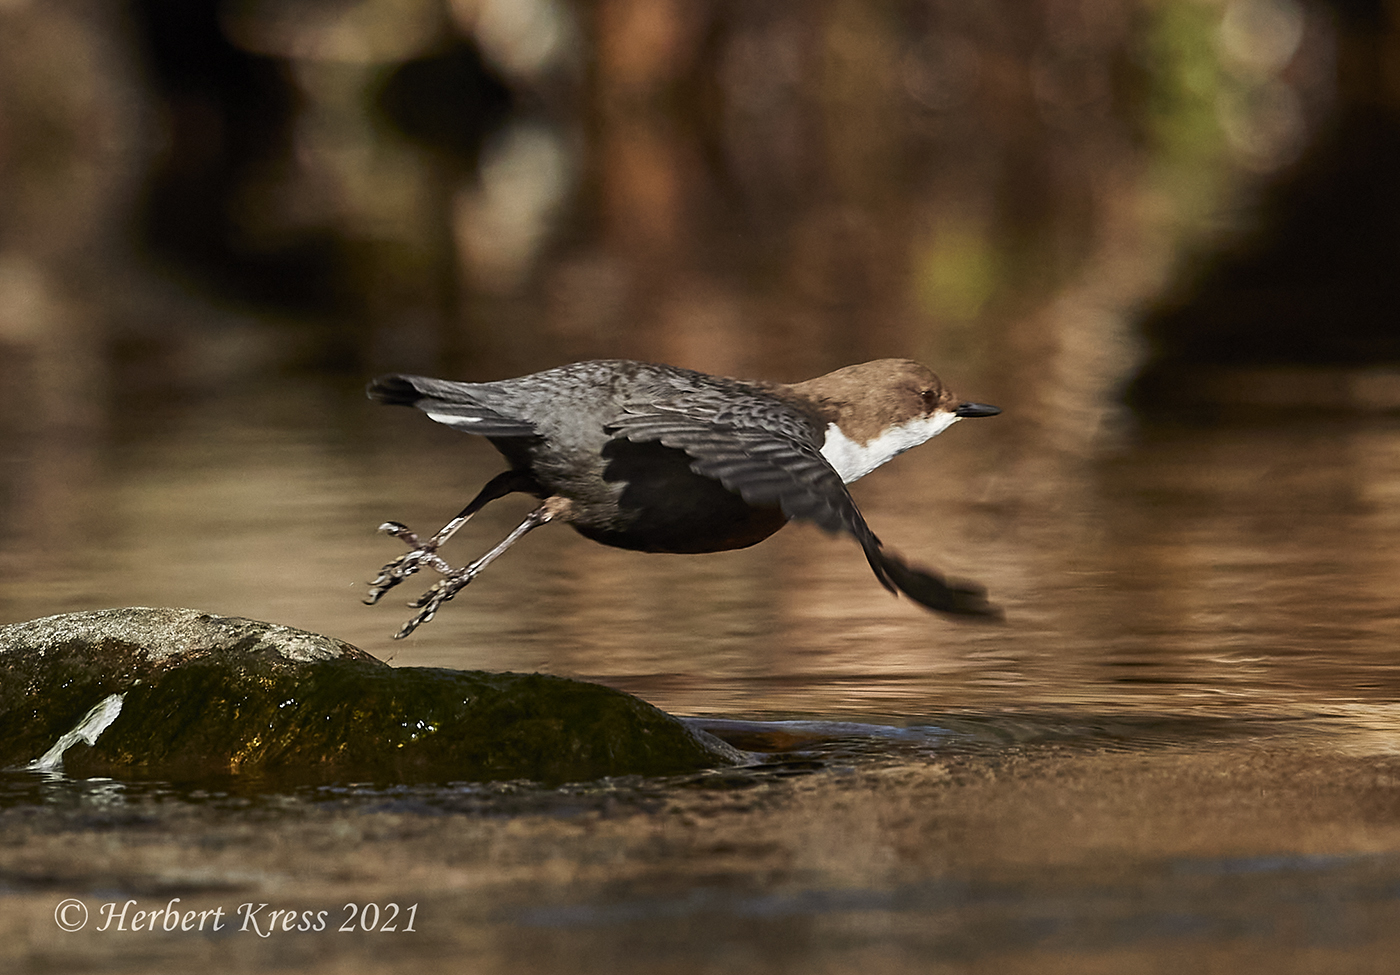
607, 408, 858, 537
608, 408, 1000, 618
367, 375, 538, 438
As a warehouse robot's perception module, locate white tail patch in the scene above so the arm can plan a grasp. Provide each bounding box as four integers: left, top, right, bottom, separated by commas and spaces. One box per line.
427, 412, 483, 424
820, 412, 960, 483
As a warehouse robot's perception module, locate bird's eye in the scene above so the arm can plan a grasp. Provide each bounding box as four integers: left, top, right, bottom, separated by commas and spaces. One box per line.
919, 388, 938, 411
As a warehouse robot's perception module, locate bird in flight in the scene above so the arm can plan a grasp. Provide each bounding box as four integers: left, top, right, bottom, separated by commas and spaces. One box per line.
364, 358, 1001, 638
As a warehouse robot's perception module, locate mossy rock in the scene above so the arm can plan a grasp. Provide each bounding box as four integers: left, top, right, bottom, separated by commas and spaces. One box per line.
0, 608, 741, 786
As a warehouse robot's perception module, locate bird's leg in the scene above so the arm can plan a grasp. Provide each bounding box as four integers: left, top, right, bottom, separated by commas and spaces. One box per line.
365, 470, 534, 606
391, 496, 572, 639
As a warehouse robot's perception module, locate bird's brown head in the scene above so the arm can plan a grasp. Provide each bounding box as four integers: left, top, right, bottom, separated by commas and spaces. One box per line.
785, 359, 999, 482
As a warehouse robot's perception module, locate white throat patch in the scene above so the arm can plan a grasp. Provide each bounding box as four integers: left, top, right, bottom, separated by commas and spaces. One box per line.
819, 412, 960, 483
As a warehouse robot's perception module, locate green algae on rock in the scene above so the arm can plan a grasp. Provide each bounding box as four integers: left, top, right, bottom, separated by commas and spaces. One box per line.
0, 608, 741, 785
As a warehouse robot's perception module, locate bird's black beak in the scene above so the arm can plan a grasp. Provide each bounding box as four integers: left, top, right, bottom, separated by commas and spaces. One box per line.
955, 402, 1001, 418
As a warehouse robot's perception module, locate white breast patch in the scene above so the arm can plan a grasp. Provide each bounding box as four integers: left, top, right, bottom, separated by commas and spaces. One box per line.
819, 412, 960, 483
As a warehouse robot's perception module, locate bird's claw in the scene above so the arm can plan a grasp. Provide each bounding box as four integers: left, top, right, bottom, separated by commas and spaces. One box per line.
366, 498, 553, 636
377, 520, 418, 542
363, 521, 456, 606
393, 572, 473, 639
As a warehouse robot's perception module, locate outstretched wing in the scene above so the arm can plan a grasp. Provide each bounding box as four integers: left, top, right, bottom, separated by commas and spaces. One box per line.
608, 408, 999, 618
367, 375, 538, 438
606, 408, 855, 535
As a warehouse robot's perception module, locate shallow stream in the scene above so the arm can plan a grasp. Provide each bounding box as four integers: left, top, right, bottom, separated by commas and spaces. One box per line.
3, 383, 1399, 972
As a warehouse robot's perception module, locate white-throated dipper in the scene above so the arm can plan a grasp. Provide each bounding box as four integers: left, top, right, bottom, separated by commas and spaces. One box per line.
364, 358, 1001, 638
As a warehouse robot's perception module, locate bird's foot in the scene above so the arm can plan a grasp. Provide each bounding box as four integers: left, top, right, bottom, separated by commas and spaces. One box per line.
363, 521, 459, 605
368, 499, 564, 637
392, 569, 477, 639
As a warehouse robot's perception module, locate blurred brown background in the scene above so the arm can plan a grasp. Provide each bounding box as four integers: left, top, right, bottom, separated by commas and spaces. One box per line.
5, 0, 1395, 416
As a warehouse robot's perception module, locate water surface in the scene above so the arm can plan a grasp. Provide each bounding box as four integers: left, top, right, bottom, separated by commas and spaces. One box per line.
4, 384, 1396, 726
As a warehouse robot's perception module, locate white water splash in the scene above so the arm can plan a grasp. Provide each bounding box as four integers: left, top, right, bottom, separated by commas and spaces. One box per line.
28, 693, 125, 771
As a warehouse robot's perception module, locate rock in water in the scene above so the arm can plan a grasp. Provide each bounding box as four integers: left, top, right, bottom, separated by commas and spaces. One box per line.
0, 608, 741, 785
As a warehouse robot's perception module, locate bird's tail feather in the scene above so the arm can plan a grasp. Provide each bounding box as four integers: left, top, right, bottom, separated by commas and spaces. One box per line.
366, 374, 423, 407
366, 374, 539, 438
